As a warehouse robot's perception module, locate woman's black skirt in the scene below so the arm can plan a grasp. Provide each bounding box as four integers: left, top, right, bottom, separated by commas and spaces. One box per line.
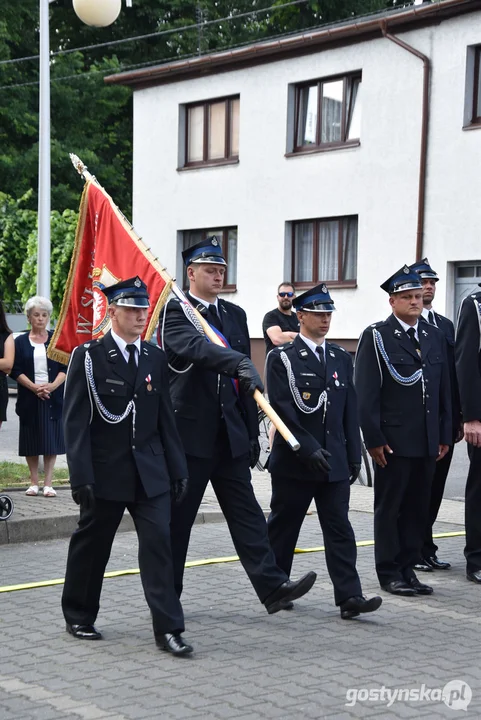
18, 398, 65, 456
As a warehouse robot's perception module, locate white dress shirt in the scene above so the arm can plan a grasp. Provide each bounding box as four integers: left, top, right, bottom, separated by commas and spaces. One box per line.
299, 334, 326, 362
110, 329, 141, 365
394, 317, 420, 342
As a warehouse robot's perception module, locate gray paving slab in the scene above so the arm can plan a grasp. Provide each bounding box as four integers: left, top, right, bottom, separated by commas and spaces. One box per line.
0, 513, 478, 719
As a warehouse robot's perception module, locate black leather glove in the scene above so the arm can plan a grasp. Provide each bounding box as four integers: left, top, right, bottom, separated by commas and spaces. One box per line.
305, 448, 332, 475
249, 438, 261, 469
349, 463, 362, 485
72, 484, 96, 511
235, 357, 264, 395
171, 478, 188, 506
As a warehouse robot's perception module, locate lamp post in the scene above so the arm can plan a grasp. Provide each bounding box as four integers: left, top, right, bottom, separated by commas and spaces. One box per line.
37, 0, 128, 299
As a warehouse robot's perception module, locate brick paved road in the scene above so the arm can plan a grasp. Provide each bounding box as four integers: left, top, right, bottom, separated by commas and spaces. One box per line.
1, 511, 478, 719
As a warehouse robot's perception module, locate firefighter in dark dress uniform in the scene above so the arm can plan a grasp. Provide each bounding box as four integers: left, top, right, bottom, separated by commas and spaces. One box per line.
61, 277, 193, 656
455, 283, 481, 584
355, 266, 452, 597
266, 283, 382, 619
409, 259, 462, 573
161, 238, 317, 614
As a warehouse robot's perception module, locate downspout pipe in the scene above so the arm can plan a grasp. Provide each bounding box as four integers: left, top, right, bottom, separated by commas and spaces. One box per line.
381, 20, 430, 262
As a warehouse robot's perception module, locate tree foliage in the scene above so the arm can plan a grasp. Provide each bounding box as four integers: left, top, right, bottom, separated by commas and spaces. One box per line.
0, 0, 402, 303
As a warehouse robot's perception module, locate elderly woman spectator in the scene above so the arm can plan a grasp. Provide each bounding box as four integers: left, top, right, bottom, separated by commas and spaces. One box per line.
11, 296, 67, 497
0, 299, 14, 429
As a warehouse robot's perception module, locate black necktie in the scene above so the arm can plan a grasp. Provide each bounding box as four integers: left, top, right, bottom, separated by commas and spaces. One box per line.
126, 344, 137, 383
428, 310, 435, 326
407, 327, 421, 353
208, 304, 222, 331
316, 345, 325, 371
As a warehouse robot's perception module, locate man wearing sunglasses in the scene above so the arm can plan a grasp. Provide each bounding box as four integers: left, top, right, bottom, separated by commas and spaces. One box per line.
262, 283, 300, 355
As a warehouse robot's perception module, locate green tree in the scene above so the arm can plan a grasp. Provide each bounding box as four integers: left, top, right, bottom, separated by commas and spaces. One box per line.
0, 192, 36, 307
16, 207, 78, 315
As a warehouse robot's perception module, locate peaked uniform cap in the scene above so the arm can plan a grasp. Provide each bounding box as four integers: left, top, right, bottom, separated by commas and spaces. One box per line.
182, 236, 227, 267
293, 283, 335, 312
380, 265, 423, 294
409, 258, 439, 281
102, 276, 150, 308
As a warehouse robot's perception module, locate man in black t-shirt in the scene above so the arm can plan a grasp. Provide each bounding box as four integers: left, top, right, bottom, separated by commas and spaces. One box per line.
262, 282, 300, 355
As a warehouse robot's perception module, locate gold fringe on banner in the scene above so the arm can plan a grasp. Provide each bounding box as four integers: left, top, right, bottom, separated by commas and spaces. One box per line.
47, 182, 91, 365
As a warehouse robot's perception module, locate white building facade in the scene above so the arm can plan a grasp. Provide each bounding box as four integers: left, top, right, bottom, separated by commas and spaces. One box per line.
107, 0, 481, 364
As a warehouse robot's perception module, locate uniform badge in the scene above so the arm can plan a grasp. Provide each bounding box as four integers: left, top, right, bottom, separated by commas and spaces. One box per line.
302, 392, 311, 400
422, 329, 428, 336
394, 329, 401, 336
134, 277, 141, 287
211, 237, 218, 246
333, 371, 340, 387
145, 374, 152, 392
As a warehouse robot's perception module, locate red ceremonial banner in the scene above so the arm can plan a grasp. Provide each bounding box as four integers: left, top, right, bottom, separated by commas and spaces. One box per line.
48, 181, 172, 364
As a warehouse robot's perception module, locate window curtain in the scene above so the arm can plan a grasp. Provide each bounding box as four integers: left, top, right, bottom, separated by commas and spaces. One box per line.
187, 106, 204, 162
321, 80, 343, 144
294, 223, 314, 282
226, 229, 237, 285
208, 102, 226, 160
318, 220, 339, 281
346, 78, 362, 140
342, 217, 358, 281
296, 86, 318, 146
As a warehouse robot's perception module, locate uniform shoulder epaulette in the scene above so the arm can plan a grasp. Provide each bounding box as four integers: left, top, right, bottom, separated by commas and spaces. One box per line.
328, 342, 347, 353
81, 338, 100, 350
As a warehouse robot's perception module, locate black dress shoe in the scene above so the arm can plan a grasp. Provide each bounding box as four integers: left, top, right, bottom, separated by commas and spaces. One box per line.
425, 555, 451, 570
467, 569, 481, 583
66, 623, 102, 640
280, 600, 294, 611
413, 561, 434, 572
381, 580, 416, 596
405, 576, 433, 595
340, 595, 383, 619
155, 633, 193, 656
264, 571, 317, 615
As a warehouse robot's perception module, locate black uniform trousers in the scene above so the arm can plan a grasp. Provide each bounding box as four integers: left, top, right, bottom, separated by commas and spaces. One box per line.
170, 422, 288, 602
268, 476, 362, 605
465, 445, 481, 572
374, 455, 436, 586
62, 481, 184, 635
422, 445, 454, 557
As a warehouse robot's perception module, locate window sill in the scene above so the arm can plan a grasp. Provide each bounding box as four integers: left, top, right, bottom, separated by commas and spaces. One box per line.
462, 122, 481, 131
286, 140, 360, 158
178, 158, 239, 171
294, 281, 357, 290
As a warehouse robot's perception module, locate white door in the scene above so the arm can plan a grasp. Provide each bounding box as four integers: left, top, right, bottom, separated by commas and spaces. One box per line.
454, 262, 481, 323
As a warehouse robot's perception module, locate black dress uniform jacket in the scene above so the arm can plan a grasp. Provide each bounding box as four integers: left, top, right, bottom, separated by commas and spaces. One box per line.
266, 336, 363, 604
63, 331, 188, 501
162, 294, 258, 457
267, 336, 361, 482
456, 291, 481, 423
162, 294, 289, 602
355, 314, 452, 457
62, 330, 187, 635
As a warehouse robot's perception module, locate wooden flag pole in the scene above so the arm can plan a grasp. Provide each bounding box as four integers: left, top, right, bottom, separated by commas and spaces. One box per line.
69, 154, 300, 452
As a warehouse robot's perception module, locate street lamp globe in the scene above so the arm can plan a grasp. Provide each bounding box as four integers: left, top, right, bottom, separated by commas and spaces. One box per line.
72, 0, 122, 27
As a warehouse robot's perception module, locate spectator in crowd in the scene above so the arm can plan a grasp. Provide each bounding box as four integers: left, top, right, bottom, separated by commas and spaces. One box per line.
11, 296, 66, 497
0, 300, 14, 430
262, 283, 299, 355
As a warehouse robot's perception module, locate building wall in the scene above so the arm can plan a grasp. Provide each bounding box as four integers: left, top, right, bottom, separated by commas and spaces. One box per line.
132, 12, 481, 344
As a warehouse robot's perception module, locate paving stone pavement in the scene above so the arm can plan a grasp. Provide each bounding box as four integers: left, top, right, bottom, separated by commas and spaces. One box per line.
1, 507, 476, 720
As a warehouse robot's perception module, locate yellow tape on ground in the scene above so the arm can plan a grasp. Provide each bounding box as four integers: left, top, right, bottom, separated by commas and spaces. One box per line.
0, 531, 466, 594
